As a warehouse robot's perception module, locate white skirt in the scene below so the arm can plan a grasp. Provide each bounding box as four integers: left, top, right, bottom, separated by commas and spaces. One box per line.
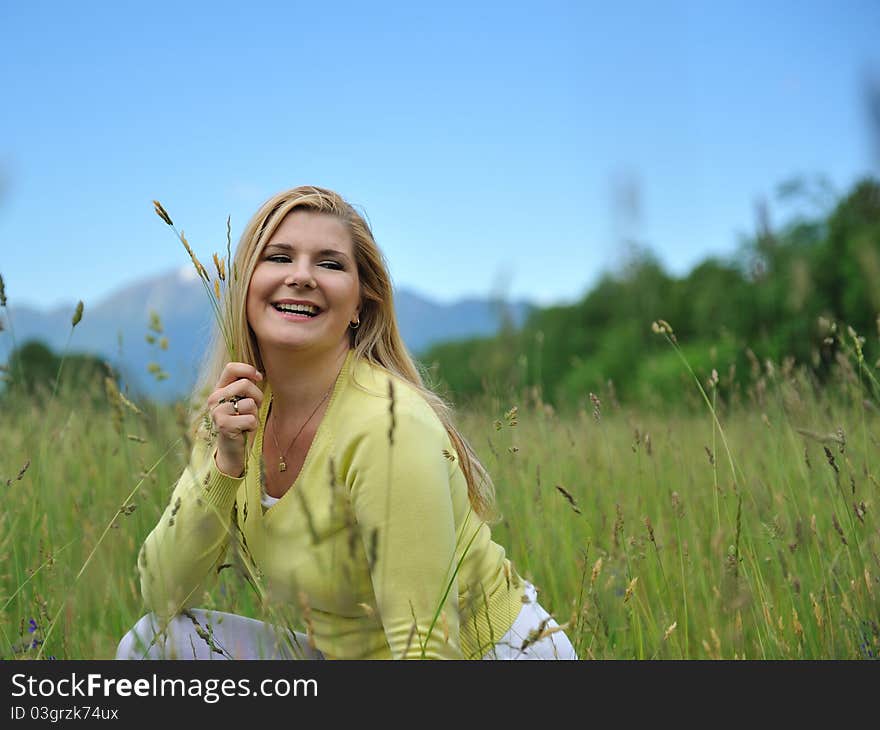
116, 582, 577, 661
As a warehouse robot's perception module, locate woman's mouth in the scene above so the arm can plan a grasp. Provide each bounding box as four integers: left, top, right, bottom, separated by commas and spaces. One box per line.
272, 303, 321, 321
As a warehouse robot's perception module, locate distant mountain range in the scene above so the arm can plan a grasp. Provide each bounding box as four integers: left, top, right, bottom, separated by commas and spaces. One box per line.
0, 267, 532, 401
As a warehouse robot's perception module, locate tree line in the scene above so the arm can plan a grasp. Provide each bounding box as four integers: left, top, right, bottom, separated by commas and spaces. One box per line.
421, 176, 880, 411
4, 176, 878, 412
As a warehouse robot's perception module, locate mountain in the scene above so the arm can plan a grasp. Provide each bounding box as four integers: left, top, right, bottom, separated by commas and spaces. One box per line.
0, 267, 532, 401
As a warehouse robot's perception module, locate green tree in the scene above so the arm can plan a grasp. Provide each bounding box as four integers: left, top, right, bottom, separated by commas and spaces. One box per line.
2, 339, 112, 404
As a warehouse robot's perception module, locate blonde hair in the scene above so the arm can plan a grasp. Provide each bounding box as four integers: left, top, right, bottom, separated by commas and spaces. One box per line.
190, 185, 496, 520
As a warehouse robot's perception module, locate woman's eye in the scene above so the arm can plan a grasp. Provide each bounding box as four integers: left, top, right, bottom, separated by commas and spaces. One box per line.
265, 255, 342, 269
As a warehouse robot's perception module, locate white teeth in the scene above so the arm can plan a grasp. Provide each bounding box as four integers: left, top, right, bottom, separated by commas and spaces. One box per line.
274, 303, 319, 316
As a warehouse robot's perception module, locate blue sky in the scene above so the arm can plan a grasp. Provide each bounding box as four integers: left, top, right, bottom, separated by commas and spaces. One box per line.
1, 0, 878, 312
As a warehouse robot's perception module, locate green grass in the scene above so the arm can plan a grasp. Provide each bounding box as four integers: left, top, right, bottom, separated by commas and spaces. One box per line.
1, 345, 879, 660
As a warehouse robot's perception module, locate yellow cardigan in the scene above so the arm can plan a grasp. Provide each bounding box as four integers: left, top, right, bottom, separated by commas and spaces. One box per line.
138, 349, 526, 659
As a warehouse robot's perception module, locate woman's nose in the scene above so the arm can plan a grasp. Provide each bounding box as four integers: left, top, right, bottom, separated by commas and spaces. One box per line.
284, 260, 316, 288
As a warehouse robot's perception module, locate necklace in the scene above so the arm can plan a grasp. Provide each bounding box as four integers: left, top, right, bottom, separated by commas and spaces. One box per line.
269, 385, 333, 472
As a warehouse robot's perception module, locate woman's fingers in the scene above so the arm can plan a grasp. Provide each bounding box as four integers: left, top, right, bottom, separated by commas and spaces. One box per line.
208, 363, 263, 410
216, 362, 263, 390
209, 376, 264, 411
206, 363, 265, 476
215, 412, 260, 437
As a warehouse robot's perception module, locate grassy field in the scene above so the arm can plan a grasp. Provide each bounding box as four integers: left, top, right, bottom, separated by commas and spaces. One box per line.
1, 335, 878, 660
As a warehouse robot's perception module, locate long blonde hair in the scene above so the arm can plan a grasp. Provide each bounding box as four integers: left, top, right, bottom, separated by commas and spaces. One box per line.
190, 185, 496, 520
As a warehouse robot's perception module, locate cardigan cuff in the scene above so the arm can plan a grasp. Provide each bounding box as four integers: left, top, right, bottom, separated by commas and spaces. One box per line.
199, 450, 245, 511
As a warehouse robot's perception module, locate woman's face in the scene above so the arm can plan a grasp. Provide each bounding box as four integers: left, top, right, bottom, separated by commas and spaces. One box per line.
246, 210, 361, 359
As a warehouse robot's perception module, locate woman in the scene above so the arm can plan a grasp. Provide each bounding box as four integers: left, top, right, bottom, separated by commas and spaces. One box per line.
117, 186, 576, 660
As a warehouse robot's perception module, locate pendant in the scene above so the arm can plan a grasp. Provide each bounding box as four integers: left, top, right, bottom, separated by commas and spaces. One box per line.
279, 458, 287, 472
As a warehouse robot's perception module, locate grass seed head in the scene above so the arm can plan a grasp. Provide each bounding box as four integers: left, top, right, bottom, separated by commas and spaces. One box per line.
213, 252, 226, 281
589, 392, 601, 422
152, 200, 173, 226
71, 300, 83, 328
623, 576, 638, 603
671, 491, 684, 518
810, 592, 823, 628
644, 515, 655, 543
555, 485, 581, 514
792, 608, 803, 638
590, 556, 603, 587
832, 513, 847, 545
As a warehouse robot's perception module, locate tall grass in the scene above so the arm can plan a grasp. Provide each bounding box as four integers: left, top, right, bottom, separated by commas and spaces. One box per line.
1, 315, 878, 659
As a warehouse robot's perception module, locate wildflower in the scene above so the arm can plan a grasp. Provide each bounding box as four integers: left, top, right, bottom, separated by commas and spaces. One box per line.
28, 618, 37, 633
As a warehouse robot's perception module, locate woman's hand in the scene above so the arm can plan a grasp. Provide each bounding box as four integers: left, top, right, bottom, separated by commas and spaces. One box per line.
208, 363, 264, 477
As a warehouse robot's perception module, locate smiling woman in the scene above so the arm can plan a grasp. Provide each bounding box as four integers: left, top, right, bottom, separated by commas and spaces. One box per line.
246, 213, 361, 362
116, 185, 577, 660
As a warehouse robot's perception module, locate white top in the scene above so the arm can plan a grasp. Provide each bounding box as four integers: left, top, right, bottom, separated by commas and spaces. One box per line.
260, 485, 279, 508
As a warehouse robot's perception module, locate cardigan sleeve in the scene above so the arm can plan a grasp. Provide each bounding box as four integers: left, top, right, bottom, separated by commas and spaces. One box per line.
137, 438, 243, 620
347, 407, 464, 659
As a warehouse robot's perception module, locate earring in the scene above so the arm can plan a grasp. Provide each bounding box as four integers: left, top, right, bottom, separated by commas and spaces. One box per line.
349, 317, 361, 330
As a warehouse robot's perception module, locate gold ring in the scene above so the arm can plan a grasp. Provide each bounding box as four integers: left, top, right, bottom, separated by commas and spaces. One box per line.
219, 395, 243, 415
